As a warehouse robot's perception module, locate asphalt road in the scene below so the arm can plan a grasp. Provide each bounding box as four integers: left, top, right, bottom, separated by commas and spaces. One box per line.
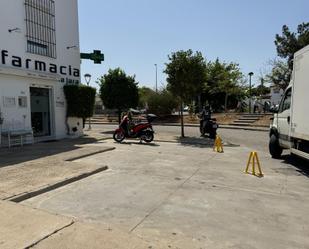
94, 124, 269, 152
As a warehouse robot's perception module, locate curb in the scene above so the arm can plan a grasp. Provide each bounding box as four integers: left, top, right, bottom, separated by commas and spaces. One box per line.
7, 166, 109, 203
153, 123, 268, 131
219, 126, 268, 132
90, 122, 268, 132
151, 123, 268, 132
155, 139, 240, 147
155, 139, 178, 143
66, 147, 115, 161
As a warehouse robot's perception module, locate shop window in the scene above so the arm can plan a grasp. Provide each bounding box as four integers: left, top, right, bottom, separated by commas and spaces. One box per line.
3, 97, 16, 108
25, 0, 56, 58
18, 96, 27, 108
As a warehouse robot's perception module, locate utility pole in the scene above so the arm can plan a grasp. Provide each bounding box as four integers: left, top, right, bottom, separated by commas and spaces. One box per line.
248, 72, 254, 113
84, 74, 92, 130
154, 64, 158, 92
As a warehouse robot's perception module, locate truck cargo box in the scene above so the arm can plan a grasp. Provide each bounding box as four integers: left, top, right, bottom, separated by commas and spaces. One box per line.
291, 45, 309, 140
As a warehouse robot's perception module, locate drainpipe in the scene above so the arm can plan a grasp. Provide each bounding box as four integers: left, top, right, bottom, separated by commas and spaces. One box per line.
0, 112, 3, 147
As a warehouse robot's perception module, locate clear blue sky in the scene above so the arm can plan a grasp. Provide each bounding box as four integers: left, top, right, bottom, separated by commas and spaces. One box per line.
78, 0, 309, 89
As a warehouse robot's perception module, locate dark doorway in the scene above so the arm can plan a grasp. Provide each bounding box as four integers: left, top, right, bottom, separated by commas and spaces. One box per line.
30, 87, 51, 137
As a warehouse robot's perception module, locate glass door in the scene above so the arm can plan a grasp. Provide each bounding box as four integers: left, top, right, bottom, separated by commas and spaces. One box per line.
30, 87, 51, 137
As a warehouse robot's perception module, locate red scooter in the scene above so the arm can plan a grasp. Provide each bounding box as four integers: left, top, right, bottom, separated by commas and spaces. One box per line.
113, 114, 157, 143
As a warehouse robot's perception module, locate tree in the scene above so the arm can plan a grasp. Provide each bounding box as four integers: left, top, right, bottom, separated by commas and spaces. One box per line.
147, 89, 178, 115
138, 86, 155, 109
138, 86, 178, 115
164, 50, 207, 137
251, 85, 271, 97
204, 59, 246, 112
99, 68, 139, 123
275, 23, 309, 70
266, 59, 292, 90
270, 23, 309, 89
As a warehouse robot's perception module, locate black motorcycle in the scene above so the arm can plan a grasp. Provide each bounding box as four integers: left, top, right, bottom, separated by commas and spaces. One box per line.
199, 117, 218, 139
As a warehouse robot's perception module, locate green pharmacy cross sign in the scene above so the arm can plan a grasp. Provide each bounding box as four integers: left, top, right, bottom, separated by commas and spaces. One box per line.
80, 50, 104, 64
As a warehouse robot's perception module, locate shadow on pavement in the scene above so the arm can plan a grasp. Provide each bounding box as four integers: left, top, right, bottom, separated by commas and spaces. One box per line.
176, 137, 214, 148
100, 131, 114, 135
176, 136, 240, 149
280, 155, 309, 177
0, 136, 101, 168
115, 141, 160, 147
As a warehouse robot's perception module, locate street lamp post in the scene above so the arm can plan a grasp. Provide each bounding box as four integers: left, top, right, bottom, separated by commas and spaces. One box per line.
154, 64, 158, 93
84, 74, 92, 130
84, 73, 91, 86
248, 72, 254, 114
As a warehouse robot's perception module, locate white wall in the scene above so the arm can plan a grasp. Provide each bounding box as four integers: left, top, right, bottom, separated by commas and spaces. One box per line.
0, 74, 31, 131
0, 0, 80, 73
270, 87, 284, 106
0, 0, 81, 139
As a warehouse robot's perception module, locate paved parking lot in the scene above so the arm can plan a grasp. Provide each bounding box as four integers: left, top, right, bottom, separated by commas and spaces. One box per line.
24, 138, 309, 249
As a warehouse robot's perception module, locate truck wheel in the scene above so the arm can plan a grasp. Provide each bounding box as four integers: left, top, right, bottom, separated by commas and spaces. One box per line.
269, 134, 282, 159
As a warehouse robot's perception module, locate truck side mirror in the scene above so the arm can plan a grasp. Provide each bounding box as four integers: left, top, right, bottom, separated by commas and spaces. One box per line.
269, 106, 279, 113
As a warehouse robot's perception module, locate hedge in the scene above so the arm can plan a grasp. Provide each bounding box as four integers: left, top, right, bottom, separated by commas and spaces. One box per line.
63, 84, 96, 118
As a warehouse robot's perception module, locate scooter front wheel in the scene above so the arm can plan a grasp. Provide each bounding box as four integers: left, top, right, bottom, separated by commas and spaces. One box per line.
113, 130, 125, 143
143, 131, 154, 143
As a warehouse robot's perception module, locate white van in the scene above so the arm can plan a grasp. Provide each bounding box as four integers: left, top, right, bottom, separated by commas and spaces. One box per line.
269, 45, 309, 160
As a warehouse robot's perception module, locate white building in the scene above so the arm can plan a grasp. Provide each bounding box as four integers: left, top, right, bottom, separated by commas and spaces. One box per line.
270, 85, 284, 106
0, 0, 82, 143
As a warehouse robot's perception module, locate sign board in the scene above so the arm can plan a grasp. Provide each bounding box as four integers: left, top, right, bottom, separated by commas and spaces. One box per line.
81, 50, 104, 64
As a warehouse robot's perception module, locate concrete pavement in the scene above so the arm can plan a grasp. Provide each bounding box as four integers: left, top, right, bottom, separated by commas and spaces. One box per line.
31, 222, 157, 249
0, 200, 156, 249
0, 136, 114, 201
0, 134, 159, 248
0, 129, 308, 248
24, 139, 309, 249
0, 200, 73, 249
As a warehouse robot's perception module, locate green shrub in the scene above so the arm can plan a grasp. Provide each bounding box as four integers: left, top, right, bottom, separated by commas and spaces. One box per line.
138, 86, 155, 109
147, 90, 178, 115
63, 85, 96, 118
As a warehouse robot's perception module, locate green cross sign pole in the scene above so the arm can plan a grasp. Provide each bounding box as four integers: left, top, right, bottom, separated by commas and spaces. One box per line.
80, 50, 104, 64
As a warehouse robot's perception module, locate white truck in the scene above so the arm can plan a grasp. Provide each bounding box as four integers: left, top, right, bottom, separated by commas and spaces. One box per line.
269, 45, 309, 160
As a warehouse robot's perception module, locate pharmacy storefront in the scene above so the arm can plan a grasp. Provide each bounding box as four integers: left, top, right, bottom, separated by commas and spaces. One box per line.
0, 0, 81, 145
0, 49, 81, 141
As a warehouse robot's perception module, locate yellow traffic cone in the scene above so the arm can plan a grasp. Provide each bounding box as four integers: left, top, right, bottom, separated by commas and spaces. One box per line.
213, 135, 224, 153
244, 151, 264, 177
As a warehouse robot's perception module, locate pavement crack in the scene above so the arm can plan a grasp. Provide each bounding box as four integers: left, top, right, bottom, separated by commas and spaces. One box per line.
129, 154, 217, 233
279, 173, 288, 195
24, 220, 75, 249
